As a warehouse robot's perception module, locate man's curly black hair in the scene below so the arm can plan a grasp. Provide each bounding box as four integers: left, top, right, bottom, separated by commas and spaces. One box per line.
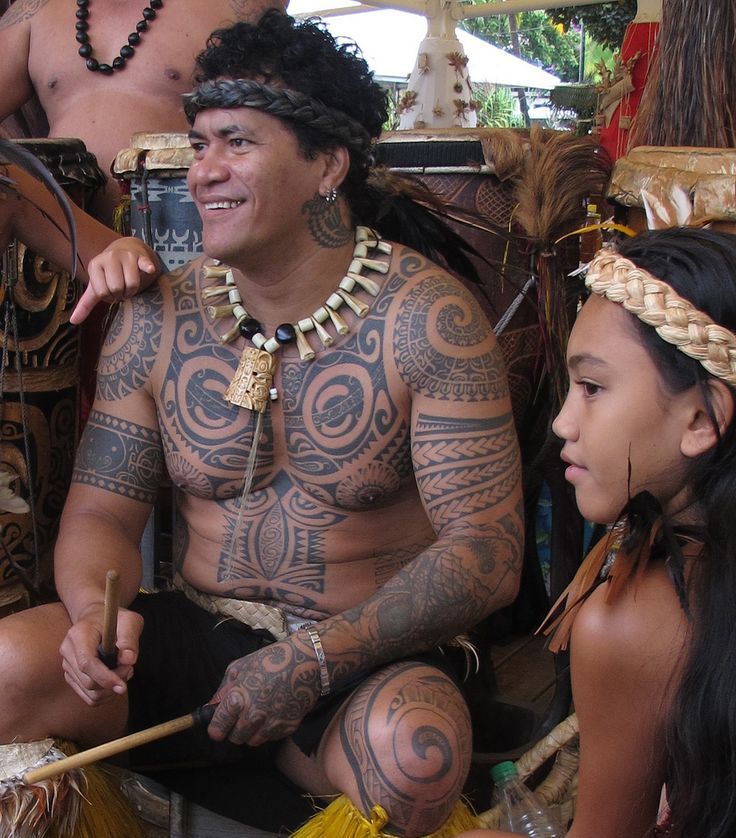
193, 11, 387, 187
190, 10, 494, 283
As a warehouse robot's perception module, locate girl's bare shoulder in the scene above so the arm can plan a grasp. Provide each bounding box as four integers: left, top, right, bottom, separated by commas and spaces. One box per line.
572, 562, 690, 695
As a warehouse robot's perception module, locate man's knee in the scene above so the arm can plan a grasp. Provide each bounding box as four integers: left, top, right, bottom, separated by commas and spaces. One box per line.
0, 604, 67, 718
324, 661, 472, 832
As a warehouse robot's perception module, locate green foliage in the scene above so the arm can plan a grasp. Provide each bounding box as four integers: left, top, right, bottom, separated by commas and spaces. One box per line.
460, 9, 580, 83
473, 85, 526, 128
546, 0, 637, 50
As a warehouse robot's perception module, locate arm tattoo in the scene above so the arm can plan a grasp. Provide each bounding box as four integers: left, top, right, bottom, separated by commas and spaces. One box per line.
393, 272, 509, 402
72, 410, 165, 504
300, 193, 353, 248
330, 518, 522, 682
413, 412, 520, 527
0, 0, 49, 29
96, 289, 164, 401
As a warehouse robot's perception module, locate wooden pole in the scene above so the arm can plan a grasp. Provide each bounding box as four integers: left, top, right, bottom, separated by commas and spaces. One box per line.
98, 569, 120, 668
23, 705, 217, 785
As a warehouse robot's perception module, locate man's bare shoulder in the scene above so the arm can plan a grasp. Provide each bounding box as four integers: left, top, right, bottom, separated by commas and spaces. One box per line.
0, 0, 51, 31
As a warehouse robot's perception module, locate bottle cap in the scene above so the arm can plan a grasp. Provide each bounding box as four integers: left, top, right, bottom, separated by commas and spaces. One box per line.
490, 760, 519, 784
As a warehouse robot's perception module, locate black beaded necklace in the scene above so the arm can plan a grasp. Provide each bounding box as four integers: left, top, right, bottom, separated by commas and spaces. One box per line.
75, 0, 164, 74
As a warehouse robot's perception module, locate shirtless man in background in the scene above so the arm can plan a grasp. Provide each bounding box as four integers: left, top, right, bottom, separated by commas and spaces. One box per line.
0, 0, 287, 223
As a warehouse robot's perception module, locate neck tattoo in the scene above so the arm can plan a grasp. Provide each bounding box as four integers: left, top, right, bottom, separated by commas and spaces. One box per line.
199, 226, 392, 414
75, 0, 164, 74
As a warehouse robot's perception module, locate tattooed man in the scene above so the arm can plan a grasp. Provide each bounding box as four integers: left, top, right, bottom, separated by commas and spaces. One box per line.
0, 12, 523, 837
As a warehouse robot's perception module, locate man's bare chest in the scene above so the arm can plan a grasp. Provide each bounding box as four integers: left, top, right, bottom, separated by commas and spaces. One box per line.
29, 2, 228, 98
155, 323, 414, 510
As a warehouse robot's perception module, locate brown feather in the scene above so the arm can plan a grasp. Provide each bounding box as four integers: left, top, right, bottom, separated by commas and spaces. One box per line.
512, 126, 611, 246
630, 0, 736, 148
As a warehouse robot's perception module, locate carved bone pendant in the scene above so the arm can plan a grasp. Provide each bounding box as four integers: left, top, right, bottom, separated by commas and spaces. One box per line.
224, 346, 276, 414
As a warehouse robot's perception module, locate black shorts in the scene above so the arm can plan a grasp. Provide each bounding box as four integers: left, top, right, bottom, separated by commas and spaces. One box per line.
125, 590, 465, 770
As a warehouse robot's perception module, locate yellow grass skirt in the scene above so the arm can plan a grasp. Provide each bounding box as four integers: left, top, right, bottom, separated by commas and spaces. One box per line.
291, 793, 478, 837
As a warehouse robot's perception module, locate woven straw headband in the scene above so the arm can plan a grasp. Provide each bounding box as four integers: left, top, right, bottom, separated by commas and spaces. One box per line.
183, 79, 373, 159
585, 248, 736, 386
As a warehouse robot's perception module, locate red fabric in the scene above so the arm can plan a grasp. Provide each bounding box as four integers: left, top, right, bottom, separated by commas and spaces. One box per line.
599, 22, 660, 161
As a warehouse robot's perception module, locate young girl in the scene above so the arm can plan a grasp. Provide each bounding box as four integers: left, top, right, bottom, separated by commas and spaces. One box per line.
460, 227, 736, 838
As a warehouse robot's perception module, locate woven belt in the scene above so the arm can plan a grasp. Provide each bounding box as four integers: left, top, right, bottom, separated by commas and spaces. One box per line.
174, 576, 289, 641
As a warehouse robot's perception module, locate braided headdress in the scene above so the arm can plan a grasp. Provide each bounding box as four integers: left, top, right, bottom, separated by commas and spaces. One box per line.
586, 248, 736, 387
183, 79, 374, 166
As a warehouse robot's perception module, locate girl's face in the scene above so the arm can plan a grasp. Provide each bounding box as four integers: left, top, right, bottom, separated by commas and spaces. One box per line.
552, 294, 695, 524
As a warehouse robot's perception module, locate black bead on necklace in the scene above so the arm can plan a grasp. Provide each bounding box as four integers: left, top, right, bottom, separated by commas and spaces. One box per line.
76, 0, 164, 74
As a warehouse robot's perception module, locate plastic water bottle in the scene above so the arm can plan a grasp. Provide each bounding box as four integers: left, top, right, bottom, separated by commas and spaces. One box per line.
491, 760, 564, 837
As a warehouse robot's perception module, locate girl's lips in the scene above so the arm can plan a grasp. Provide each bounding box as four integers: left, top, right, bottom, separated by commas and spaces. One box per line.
564, 463, 587, 482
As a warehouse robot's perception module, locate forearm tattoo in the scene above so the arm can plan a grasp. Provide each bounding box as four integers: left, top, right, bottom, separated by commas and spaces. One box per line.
0, 0, 49, 29
73, 409, 165, 504
330, 517, 522, 684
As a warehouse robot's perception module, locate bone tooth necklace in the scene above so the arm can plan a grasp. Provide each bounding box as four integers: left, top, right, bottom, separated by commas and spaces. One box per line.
200, 225, 393, 413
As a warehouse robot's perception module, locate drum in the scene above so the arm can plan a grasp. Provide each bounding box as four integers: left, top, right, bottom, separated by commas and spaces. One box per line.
0, 138, 106, 612
608, 144, 736, 232
113, 133, 201, 270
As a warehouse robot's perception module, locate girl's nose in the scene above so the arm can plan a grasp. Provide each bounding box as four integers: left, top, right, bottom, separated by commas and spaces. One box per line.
551, 392, 577, 442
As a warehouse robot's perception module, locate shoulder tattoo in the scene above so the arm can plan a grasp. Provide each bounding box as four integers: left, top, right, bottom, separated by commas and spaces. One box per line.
96, 288, 164, 401
0, 0, 49, 29
393, 270, 508, 402
73, 409, 165, 503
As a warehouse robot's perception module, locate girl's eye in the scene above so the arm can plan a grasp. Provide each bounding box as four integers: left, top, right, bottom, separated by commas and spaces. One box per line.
581, 381, 601, 397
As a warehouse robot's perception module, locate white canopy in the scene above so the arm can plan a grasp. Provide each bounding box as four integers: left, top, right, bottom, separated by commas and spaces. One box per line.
292, 5, 560, 89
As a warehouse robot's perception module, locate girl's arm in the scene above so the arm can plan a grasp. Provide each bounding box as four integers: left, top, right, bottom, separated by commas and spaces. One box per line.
567, 564, 688, 837
1, 163, 162, 323
458, 562, 689, 838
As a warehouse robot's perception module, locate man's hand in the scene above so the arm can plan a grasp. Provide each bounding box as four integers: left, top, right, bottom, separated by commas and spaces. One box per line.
59, 604, 143, 706
208, 636, 320, 747
70, 237, 162, 324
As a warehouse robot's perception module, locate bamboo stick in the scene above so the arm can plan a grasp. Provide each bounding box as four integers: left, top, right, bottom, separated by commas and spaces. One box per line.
98, 570, 120, 668
23, 705, 217, 785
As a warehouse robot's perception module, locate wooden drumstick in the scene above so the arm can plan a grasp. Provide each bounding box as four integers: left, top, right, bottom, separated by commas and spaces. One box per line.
23, 704, 217, 785
98, 569, 120, 669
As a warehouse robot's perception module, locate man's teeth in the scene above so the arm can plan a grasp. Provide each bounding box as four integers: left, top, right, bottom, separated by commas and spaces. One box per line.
204, 200, 243, 209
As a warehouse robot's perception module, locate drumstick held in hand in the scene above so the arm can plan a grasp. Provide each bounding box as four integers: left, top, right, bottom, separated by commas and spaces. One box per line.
98, 569, 120, 669
23, 704, 217, 785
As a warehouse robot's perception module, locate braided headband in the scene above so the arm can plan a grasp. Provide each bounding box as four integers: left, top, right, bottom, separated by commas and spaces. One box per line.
183, 79, 373, 158
585, 248, 736, 386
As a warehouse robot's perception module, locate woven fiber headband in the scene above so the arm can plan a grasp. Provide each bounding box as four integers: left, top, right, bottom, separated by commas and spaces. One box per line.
183, 79, 373, 160
585, 248, 736, 386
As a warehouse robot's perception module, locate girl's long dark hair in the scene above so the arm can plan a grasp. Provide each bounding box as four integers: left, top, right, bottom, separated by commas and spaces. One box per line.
617, 228, 736, 837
